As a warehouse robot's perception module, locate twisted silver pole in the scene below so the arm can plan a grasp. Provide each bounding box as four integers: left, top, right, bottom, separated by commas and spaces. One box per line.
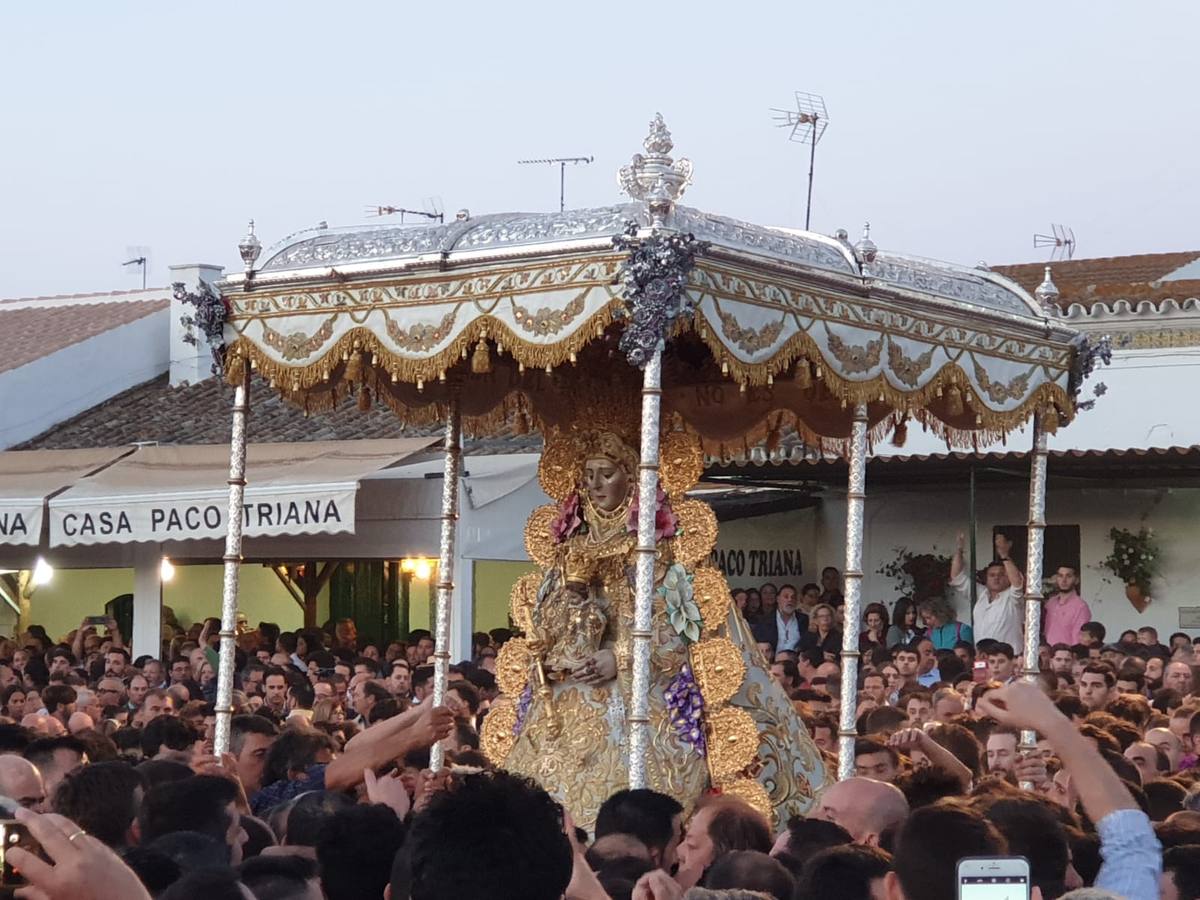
837, 402, 869, 781
213, 369, 250, 756
429, 398, 462, 772
1019, 414, 1048, 788
629, 350, 663, 789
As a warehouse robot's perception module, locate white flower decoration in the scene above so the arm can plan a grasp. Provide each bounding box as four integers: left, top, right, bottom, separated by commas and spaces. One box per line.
659, 563, 702, 643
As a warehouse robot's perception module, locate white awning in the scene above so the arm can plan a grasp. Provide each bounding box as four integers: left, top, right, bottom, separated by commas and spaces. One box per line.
48, 438, 436, 547
0, 448, 134, 546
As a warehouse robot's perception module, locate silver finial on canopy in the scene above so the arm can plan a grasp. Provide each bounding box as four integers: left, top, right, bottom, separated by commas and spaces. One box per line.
1034, 265, 1061, 314
618, 113, 694, 227
238, 220, 262, 274
853, 222, 877, 271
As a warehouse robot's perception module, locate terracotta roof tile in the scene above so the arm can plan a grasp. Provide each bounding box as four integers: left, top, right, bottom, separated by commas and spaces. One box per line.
992, 251, 1200, 310
0, 300, 168, 374
14, 374, 542, 455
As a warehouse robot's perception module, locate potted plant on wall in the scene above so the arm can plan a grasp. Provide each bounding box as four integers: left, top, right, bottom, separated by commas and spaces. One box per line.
1099, 526, 1160, 614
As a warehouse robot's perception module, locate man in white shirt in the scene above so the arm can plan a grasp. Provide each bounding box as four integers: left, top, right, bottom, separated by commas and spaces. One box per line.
753, 585, 807, 658
774, 585, 804, 657
949, 531, 1025, 649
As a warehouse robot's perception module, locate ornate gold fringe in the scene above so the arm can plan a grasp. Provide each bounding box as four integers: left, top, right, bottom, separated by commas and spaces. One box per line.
229, 296, 1074, 447
226, 301, 623, 394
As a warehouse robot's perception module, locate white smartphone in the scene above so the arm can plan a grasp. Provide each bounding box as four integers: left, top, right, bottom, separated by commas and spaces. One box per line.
957, 857, 1031, 900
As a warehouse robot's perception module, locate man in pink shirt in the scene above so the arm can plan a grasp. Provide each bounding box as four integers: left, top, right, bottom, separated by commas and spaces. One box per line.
1043, 565, 1091, 646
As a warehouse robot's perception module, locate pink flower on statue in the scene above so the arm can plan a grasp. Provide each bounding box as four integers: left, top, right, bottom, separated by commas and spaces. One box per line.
626, 486, 679, 542
551, 493, 584, 543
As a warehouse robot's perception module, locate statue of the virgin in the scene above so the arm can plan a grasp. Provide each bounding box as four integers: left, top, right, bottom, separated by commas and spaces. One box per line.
482, 399, 827, 831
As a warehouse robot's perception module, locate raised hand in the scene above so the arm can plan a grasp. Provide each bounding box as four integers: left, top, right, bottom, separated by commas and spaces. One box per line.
365, 768, 411, 820
6, 808, 151, 900
975, 681, 1064, 737
994, 532, 1013, 559
632, 870, 685, 900
411, 704, 455, 748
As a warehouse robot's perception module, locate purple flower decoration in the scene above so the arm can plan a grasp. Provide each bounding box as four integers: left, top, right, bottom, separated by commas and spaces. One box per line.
513, 685, 533, 737
664, 665, 706, 756
550, 493, 585, 543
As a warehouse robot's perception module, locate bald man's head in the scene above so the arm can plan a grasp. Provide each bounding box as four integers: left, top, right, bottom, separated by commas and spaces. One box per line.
813, 777, 909, 846
1147, 727, 1183, 771
0, 756, 46, 812
585, 832, 653, 873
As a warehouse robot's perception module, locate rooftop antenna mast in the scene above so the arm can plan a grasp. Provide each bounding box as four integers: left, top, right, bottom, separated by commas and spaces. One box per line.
365, 197, 445, 224
1033, 224, 1076, 260
517, 156, 594, 213
771, 91, 829, 230
122, 246, 151, 289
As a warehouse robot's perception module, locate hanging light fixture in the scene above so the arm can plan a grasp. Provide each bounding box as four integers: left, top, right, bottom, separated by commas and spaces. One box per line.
160, 557, 176, 582
31, 558, 54, 587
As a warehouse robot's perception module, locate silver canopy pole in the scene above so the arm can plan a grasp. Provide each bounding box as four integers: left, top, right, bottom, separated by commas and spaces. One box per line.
429, 398, 462, 773
1019, 414, 1049, 788
213, 369, 250, 757
629, 349, 663, 790
836, 402, 869, 781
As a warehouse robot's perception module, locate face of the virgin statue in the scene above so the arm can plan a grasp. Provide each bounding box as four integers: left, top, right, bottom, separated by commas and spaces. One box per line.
583, 456, 630, 513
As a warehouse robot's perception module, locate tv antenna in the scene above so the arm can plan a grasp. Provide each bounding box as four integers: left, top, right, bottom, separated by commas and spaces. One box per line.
365, 197, 444, 224
122, 246, 151, 289
517, 156, 594, 213
770, 91, 829, 230
1033, 224, 1076, 260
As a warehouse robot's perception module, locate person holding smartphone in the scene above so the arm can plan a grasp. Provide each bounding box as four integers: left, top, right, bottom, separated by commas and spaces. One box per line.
976, 681, 1162, 900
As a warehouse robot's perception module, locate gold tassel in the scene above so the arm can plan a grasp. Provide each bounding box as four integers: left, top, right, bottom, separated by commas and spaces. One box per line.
765, 415, 782, 453
1042, 407, 1059, 435
344, 352, 363, 384
946, 385, 964, 417
358, 387, 372, 412
226, 354, 247, 382
471, 339, 492, 374
514, 412, 529, 435
795, 362, 812, 389
892, 415, 908, 448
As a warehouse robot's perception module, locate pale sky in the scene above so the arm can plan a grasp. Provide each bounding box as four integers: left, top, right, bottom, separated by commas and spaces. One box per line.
2, 2, 1197, 298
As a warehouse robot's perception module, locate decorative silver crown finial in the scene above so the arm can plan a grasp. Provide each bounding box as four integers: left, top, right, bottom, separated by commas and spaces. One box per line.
854, 222, 877, 269
238, 219, 262, 273
1034, 264, 1060, 314
642, 112, 674, 155
618, 113, 694, 227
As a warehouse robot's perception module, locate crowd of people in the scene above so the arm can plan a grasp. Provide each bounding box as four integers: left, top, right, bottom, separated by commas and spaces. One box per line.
0, 530, 1195, 899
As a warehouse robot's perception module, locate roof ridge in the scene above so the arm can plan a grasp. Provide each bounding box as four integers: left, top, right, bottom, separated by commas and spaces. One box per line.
992, 249, 1200, 270
0, 286, 171, 304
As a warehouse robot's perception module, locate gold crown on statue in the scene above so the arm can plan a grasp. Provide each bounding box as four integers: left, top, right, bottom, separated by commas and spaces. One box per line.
538, 387, 640, 501
537, 389, 704, 501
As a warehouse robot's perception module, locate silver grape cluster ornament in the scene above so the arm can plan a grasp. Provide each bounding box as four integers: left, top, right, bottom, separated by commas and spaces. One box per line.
174, 280, 230, 375
612, 222, 706, 368
1069, 332, 1114, 412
